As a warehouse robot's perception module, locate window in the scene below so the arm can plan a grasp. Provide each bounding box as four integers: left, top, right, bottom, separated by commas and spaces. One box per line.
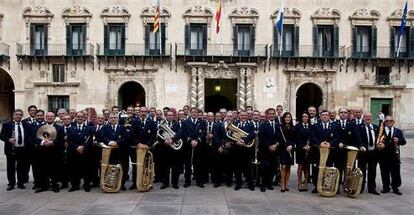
356, 28, 370, 53
67, 24, 86, 56
104, 24, 125, 55
145, 24, 166, 55
30, 24, 47, 55
185, 24, 207, 56
352, 26, 376, 58
317, 26, 333, 57
48, 96, 69, 114
376, 67, 391, 85
391, 26, 409, 58
52, 64, 65, 82
235, 25, 254, 56
274, 24, 298, 57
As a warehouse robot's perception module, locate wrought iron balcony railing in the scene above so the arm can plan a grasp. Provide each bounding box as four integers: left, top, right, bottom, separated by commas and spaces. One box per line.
175, 43, 267, 57
96, 43, 171, 56
16, 43, 94, 57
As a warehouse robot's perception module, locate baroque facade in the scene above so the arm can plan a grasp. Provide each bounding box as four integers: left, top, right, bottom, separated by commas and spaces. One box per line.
0, 0, 413, 129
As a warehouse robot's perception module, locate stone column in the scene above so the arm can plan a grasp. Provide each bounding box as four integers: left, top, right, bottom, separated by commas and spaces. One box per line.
197, 67, 204, 110
190, 67, 198, 108
238, 68, 246, 110
245, 67, 254, 108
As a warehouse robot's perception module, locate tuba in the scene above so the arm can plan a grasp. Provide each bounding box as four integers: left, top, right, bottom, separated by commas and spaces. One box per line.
136, 147, 154, 192
317, 144, 340, 197
343, 146, 363, 198
157, 122, 183, 150
226, 123, 254, 148
99, 142, 123, 193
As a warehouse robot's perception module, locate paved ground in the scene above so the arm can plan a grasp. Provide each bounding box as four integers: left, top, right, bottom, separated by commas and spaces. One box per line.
0, 137, 413, 215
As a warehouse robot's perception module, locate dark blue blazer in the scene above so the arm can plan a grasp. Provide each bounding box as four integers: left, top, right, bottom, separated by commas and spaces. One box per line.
310, 122, 340, 147
384, 127, 406, 154
32, 123, 65, 157
0, 121, 32, 155
335, 120, 362, 148
294, 123, 311, 148
182, 118, 206, 144
259, 120, 281, 158
156, 121, 182, 143
101, 124, 127, 147
132, 117, 157, 147
358, 123, 379, 149
66, 124, 94, 154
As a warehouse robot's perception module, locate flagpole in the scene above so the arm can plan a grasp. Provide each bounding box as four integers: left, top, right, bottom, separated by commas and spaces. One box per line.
396, 34, 402, 58
221, 0, 224, 55
279, 27, 283, 56
159, 0, 162, 56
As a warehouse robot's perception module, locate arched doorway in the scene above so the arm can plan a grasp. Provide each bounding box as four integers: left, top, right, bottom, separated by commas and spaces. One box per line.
0, 69, 15, 122
296, 83, 323, 119
204, 79, 237, 113
118, 81, 145, 110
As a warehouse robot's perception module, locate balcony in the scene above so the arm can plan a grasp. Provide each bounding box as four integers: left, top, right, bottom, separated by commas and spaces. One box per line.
272, 45, 346, 58
96, 43, 172, 57
175, 43, 267, 58
0, 42, 9, 58
347, 46, 414, 59
16, 43, 94, 58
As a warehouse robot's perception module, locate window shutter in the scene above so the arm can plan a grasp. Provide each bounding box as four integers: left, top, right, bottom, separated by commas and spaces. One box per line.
233, 25, 238, 55
66, 25, 72, 56
161, 24, 166, 55
390, 28, 395, 58
250, 25, 255, 56
184, 24, 190, 54
44, 25, 48, 55
333, 26, 339, 57
145, 25, 150, 55
202, 25, 207, 55
104, 25, 109, 55
81, 24, 87, 55
371, 27, 377, 58
294, 26, 299, 57
352, 27, 357, 57
30, 25, 35, 55
273, 25, 278, 57
312, 26, 318, 57
121, 25, 126, 55
409, 27, 414, 58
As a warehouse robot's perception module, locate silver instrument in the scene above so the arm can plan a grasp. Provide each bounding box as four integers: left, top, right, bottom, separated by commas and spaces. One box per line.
157, 121, 183, 150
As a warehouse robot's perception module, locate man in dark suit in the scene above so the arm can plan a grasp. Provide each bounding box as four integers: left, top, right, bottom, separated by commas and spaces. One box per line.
59, 114, 73, 189
66, 111, 94, 192
308, 106, 320, 125
130, 106, 157, 190
380, 115, 406, 195
357, 112, 380, 195
310, 110, 340, 193
101, 112, 128, 191
259, 108, 281, 192
22, 105, 37, 124
182, 107, 207, 188
90, 114, 105, 187
335, 107, 362, 192
30, 110, 47, 190
158, 111, 182, 189
0, 109, 32, 191
32, 112, 64, 193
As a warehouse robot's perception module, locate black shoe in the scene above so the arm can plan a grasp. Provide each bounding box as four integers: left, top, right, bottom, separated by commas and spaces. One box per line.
32, 185, 39, 190
213, 183, 220, 188
184, 182, 191, 188
266, 185, 274, 190
225, 183, 232, 187
153, 178, 161, 183
260, 186, 266, 192
281, 189, 285, 193
285, 188, 289, 192
120, 185, 126, 191
83, 185, 91, 192
60, 183, 68, 190
248, 185, 255, 191
381, 189, 390, 194
311, 188, 318, 193
53, 187, 60, 193
393, 189, 402, 195
172, 184, 179, 189
17, 184, 26, 189
68, 186, 79, 192
196, 183, 205, 188
368, 190, 380, 195
234, 185, 241, 191
160, 184, 169, 190
7, 185, 15, 191
336, 190, 340, 194
129, 184, 137, 190
34, 188, 47, 193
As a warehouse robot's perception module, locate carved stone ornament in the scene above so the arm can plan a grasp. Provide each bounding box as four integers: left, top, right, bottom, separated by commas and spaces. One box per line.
312, 8, 341, 20
388, 8, 414, 21
183, 6, 213, 18
62, 5, 92, 18
349, 9, 381, 20
39, 70, 46, 78
100, 6, 130, 24
229, 6, 259, 25
141, 6, 171, 25
271, 8, 301, 25
23, 6, 54, 18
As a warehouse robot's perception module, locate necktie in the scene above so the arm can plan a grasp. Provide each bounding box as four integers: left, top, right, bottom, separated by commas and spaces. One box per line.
304, 124, 308, 129
368, 126, 374, 147
324, 123, 327, 130
272, 122, 275, 134
78, 125, 81, 130
112, 125, 116, 132
208, 123, 212, 132
387, 128, 392, 139
17, 123, 23, 145
341, 121, 345, 129
169, 122, 172, 128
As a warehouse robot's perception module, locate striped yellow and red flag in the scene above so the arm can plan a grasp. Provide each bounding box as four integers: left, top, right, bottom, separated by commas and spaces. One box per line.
215, 0, 222, 34
153, 0, 160, 33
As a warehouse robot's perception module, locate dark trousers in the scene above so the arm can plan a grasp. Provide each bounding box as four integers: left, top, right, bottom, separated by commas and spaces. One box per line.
58, 150, 69, 186
30, 150, 41, 186
333, 149, 346, 185
358, 150, 379, 192
380, 152, 401, 190
259, 153, 277, 187
68, 152, 91, 187
91, 145, 102, 186
160, 146, 180, 186
183, 144, 204, 184
233, 147, 253, 186
37, 150, 59, 189
6, 148, 30, 186
152, 145, 163, 182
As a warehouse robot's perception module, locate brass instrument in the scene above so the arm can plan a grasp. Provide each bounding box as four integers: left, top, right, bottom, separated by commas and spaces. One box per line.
317, 143, 340, 197
36, 124, 57, 141
251, 131, 260, 186
376, 121, 386, 150
226, 123, 254, 147
136, 147, 154, 192
157, 122, 183, 150
343, 146, 363, 198
99, 142, 123, 193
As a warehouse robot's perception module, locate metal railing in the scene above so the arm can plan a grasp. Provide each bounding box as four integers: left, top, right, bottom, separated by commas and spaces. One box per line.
271, 45, 346, 58
175, 43, 267, 57
96, 43, 171, 56
0, 42, 10, 57
16, 43, 94, 57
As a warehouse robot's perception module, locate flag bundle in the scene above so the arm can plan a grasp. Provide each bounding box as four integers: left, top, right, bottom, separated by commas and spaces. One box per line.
397, 1, 408, 57
215, 0, 222, 34
275, 0, 285, 54
153, 0, 161, 34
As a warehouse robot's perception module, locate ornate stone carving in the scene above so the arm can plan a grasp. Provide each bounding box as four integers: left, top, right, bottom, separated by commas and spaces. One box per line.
245, 68, 254, 108
312, 8, 341, 19
183, 6, 213, 18
349, 9, 381, 20
23, 6, 54, 18
271, 8, 301, 25
190, 67, 198, 108
62, 5, 92, 18
197, 67, 204, 110
70, 70, 76, 78
388, 8, 414, 20
101, 6, 130, 17
239, 68, 246, 109
230, 6, 259, 25
141, 7, 171, 26
39, 70, 46, 78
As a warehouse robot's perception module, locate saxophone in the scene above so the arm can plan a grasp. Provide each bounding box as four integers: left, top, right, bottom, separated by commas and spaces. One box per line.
136, 147, 154, 192
343, 146, 363, 198
99, 142, 123, 193
317, 144, 340, 197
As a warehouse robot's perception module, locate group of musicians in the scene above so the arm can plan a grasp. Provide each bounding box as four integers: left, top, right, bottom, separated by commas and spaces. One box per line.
0, 104, 406, 196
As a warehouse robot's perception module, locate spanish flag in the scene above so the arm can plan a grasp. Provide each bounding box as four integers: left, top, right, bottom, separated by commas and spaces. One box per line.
215, 0, 222, 34
153, 0, 160, 34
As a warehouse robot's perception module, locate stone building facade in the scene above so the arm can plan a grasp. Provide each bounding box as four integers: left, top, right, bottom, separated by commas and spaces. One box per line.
0, 0, 413, 129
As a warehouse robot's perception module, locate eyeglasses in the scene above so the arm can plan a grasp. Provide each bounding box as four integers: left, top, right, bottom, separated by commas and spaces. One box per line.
385, 120, 394, 122
339, 111, 347, 114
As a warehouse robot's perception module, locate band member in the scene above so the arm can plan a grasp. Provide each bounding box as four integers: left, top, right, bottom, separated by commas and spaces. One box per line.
60, 114, 73, 189
232, 111, 255, 191
22, 105, 37, 124
103, 109, 111, 125
329, 111, 337, 123
251, 110, 261, 186
132, 107, 157, 189
66, 111, 94, 192
0, 109, 31, 191
33, 112, 64, 193
357, 112, 380, 195
177, 110, 186, 128
276, 105, 284, 124
278, 112, 295, 192
119, 106, 135, 187
380, 115, 406, 195
159, 111, 182, 189
182, 107, 207, 188
336, 107, 362, 193
353, 108, 363, 125
259, 108, 281, 192
31, 110, 46, 190
90, 114, 106, 187
308, 106, 320, 125
295, 112, 311, 192
204, 112, 217, 184
69, 109, 77, 122
55, 108, 68, 125
101, 112, 128, 191
215, 112, 222, 123
310, 110, 340, 193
